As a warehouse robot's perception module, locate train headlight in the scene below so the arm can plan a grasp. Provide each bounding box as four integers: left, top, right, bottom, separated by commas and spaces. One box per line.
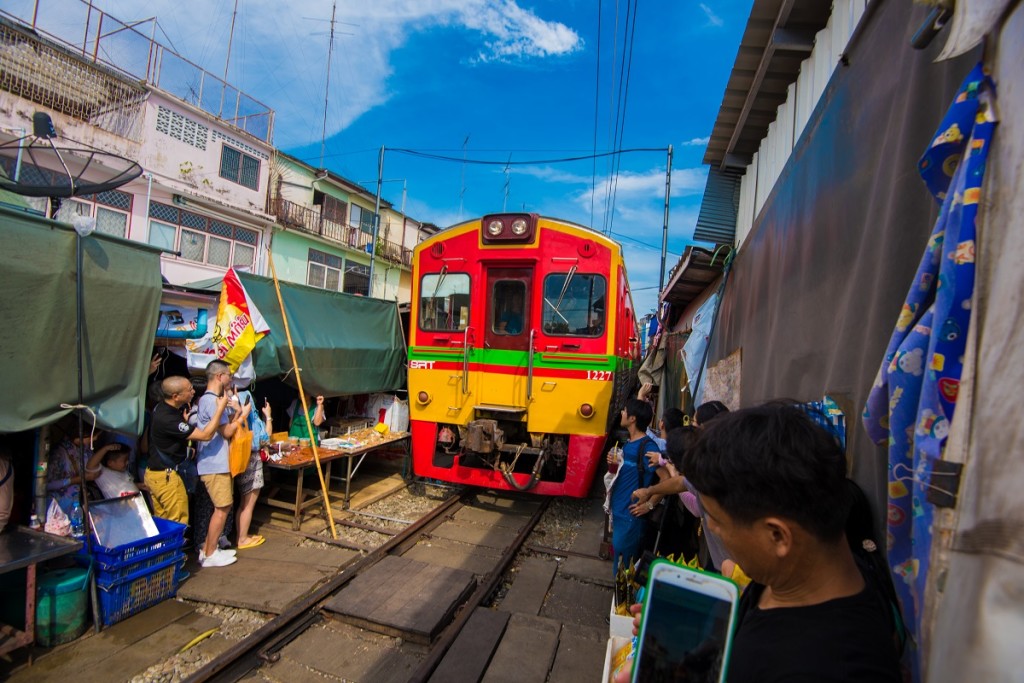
481, 213, 535, 243
578, 403, 595, 418
417, 391, 431, 405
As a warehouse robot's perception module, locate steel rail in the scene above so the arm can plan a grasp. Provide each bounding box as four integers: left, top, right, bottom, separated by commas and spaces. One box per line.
406, 497, 551, 683
186, 491, 468, 682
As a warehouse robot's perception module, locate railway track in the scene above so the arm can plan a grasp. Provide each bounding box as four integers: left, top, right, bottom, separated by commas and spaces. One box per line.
188, 488, 552, 683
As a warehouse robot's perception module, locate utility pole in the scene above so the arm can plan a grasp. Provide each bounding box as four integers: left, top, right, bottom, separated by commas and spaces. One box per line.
658, 144, 673, 295
502, 155, 511, 212
219, 0, 240, 117
369, 145, 385, 298
319, 1, 337, 168
458, 135, 469, 222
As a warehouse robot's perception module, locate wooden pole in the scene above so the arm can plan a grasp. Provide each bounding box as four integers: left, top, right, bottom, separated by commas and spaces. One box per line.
267, 251, 338, 539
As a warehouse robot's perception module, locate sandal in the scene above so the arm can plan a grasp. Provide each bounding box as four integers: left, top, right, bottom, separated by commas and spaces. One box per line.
237, 535, 266, 550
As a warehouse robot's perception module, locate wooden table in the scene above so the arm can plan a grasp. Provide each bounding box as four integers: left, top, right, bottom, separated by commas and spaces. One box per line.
0, 527, 82, 658
262, 434, 410, 530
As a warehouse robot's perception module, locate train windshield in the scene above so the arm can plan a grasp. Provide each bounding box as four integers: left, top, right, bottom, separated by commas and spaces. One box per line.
542, 273, 606, 336
419, 272, 471, 331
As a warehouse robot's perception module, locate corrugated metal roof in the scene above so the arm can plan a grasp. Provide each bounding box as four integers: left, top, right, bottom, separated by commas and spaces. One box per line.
703, 0, 832, 169
661, 247, 725, 309
693, 168, 743, 245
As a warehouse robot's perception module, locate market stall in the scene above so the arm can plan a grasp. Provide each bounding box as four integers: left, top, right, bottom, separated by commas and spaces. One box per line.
0, 204, 170, 645
263, 428, 410, 529
185, 270, 410, 534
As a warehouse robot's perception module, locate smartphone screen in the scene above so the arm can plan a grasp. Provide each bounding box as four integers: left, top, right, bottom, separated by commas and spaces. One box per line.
633, 570, 736, 683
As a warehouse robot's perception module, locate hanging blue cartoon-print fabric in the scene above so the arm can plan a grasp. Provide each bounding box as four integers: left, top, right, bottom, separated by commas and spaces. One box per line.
863, 62, 996, 681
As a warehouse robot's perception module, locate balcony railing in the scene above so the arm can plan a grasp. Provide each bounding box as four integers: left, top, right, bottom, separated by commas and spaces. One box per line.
273, 197, 411, 267
375, 239, 413, 268
1, 0, 274, 142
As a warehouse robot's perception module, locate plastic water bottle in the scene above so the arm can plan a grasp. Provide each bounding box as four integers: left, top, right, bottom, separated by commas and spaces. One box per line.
70, 501, 84, 537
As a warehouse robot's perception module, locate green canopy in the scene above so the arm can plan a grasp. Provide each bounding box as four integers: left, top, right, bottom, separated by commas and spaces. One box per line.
0, 206, 163, 435
236, 272, 407, 397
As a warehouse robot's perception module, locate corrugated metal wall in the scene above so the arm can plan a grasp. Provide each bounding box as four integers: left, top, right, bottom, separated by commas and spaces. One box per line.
736, 0, 869, 247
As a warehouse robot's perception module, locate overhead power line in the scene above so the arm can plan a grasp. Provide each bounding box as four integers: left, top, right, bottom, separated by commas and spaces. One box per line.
590, 0, 604, 228
388, 147, 665, 166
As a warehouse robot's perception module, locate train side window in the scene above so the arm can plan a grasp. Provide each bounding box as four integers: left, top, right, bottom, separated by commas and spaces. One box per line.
492, 280, 526, 335
542, 273, 606, 336
419, 272, 471, 331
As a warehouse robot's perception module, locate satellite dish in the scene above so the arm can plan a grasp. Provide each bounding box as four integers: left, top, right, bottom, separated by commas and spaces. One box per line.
0, 112, 143, 198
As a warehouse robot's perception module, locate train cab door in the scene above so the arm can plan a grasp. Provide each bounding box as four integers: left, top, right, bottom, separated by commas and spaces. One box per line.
480, 267, 533, 408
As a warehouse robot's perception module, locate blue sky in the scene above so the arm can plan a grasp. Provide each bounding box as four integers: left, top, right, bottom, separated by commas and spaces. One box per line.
88, 0, 752, 315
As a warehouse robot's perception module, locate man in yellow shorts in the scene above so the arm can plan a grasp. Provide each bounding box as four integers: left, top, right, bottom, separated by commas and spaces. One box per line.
145, 376, 228, 525
195, 360, 250, 568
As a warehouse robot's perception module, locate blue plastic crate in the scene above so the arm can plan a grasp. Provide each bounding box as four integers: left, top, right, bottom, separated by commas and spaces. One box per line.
95, 552, 184, 627
76, 517, 186, 576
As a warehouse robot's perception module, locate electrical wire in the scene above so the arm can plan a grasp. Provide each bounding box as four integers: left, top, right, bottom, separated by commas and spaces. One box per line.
611, 229, 682, 256
603, 0, 621, 233
388, 147, 664, 166
607, 0, 640, 235
590, 0, 603, 229
602, 0, 632, 234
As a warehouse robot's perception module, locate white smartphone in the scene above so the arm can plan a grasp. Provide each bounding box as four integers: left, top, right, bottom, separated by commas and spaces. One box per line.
632, 560, 740, 683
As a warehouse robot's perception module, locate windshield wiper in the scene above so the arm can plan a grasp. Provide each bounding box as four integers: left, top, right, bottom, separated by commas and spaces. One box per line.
430, 265, 448, 300
546, 265, 577, 321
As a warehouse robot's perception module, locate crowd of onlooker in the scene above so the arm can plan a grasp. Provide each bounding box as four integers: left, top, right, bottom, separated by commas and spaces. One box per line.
44, 355, 287, 570
608, 398, 905, 682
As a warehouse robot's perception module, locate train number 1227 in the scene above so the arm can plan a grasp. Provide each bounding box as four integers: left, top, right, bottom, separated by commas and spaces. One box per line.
586, 370, 613, 381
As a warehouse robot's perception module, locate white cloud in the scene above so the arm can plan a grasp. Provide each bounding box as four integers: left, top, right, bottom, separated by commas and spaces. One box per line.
84, 0, 581, 147
458, 0, 582, 63
681, 136, 710, 147
513, 166, 592, 185
699, 3, 724, 28
575, 167, 707, 209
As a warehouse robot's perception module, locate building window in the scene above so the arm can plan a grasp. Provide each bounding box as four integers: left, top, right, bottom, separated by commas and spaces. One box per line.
219, 144, 260, 190
307, 248, 343, 291
53, 189, 133, 238
147, 201, 259, 269
344, 264, 370, 297
350, 204, 375, 234
313, 191, 348, 225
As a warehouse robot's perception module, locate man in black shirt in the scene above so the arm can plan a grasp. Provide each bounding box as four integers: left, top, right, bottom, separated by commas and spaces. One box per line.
145, 376, 228, 524
619, 403, 901, 682
692, 403, 901, 682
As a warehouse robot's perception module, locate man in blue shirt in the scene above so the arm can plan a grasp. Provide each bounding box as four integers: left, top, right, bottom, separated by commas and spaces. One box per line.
609, 398, 660, 575
195, 360, 250, 568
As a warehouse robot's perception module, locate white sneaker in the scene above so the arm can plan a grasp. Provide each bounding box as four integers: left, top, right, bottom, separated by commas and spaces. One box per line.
201, 549, 237, 568
199, 548, 236, 562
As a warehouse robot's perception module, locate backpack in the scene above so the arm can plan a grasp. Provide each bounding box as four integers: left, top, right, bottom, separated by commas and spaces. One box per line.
633, 435, 658, 489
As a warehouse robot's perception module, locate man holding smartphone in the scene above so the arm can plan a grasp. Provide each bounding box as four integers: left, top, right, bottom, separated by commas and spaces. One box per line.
622, 403, 901, 682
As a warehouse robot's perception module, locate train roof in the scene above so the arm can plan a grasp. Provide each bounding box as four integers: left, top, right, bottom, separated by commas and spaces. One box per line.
418, 214, 624, 252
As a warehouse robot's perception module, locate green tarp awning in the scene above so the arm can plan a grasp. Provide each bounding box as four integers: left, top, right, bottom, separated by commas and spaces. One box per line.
236, 272, 406, 397
0, 206, 163, 434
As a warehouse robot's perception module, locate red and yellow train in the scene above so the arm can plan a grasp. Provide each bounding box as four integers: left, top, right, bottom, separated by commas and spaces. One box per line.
407, 213, 639, 496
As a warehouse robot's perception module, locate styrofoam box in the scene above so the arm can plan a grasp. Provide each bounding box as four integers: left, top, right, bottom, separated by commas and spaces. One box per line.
610, 600, 635, 638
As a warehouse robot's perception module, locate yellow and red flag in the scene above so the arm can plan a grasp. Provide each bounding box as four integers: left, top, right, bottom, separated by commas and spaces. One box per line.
212, 268, 270, 371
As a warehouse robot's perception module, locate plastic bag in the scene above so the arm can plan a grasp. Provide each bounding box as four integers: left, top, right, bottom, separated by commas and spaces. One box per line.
229, 421, 253, 477
367, 394, 410, 433
44, 497, 72, 536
